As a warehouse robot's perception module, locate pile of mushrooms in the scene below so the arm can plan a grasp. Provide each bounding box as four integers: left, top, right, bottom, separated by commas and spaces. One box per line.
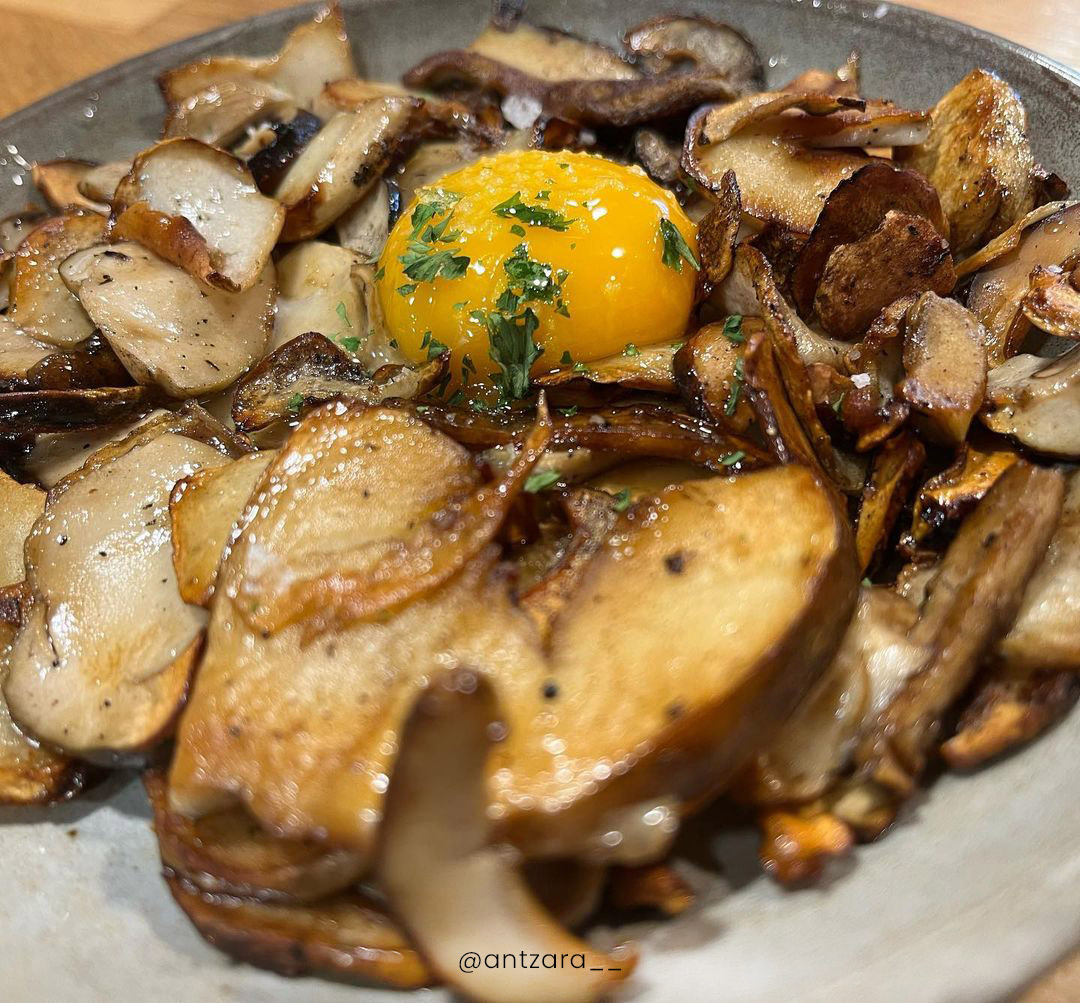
2, 4, 1078, 1001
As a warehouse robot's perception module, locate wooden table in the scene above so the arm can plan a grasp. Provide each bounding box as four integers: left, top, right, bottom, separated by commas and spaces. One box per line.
0, 0, 1076, 997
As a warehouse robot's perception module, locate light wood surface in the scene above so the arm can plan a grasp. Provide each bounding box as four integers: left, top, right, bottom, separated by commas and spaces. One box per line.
0, 0, 1076, 997
0, 0, 1078, 117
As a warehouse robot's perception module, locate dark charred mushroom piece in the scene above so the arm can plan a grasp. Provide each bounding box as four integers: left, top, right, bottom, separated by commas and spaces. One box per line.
246, 109, 323, 194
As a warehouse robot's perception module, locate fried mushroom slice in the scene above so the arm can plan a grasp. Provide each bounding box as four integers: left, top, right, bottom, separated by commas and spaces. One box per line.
0, 472, 85, 804
813, 211, 956, 340
8, 213, 104, 346
275, 100, 421, 242
145, 770, 363, 902
498, 466, 858, 855
1020, 263, 1080, 340
623, 15, 763, 91
162, 80, 295, 146
0, 325, 132, 393
377, 675, 634, 1003
166, 405, 549, 852
674, 318, 757, 432
60, 242, 275, 398
979, 344, 1080, 458
898, 292, 987, 445
682, 96, 869, 234
854, 432, 925, 573
30, 160, 109, 214
940, 669, 1079, 770
857, 462, 1065, 792
231, 333, 443, 433
0, 386, 155, 437
170, 451, 276, 607
165, 876, 430, 987
109, 139, 284, 291
469, 22, 637, 82
608, 862, 696, 916
998, 470, 1080, 672
534, 341, 680, 395
966, 202, 1080, 364
2, 416, 238, 761
896, 69, 1038, 254
790, 161, 947, 316
158, 3, 356, 110
757, 807, 854, 884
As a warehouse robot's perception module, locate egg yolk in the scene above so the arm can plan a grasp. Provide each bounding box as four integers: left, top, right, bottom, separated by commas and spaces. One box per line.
376, 149, 698, 396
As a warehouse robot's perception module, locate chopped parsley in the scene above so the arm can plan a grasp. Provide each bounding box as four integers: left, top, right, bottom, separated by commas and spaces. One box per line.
572, 361, 589, 374
613, 488, 632, 512
492, 192, 575, 231
861, 577, 873, 587
396, 189, 469, 288
560, 350, 574, 365
510, 224, 526, 237
720, 450, 746, 467
397, 283, 418, 297
624, 343, 640, 357
722, 314, 744, 344
536, 189, 551, 201
452, 301, 468, 312
473, 306, 544, 405
420, 330, 448, 361
832, 394, 846, 415
286, 392, 304, 414
336, 301, 352, 328
659, 218, 701, 273
338, 335, 361, 352
557, 405, 579, 417
524, 469, 561, 494
725, 356, 745, 417
373, 265, 385, 281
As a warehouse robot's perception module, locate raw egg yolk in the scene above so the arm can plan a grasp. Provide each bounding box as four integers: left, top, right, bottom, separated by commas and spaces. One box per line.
376, 149, 698, 394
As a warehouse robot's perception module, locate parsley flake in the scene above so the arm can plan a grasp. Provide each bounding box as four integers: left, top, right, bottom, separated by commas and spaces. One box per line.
373, 266, 385, 281
397, 283, 417, 297
624, 343, 640, 357
613, 488, 632, 512
510, 224, 526, 237
725, 356, 745, 417
524, 469, 561, 494
560, 350, 574, 365
720, 450, 746, 467
722, 314, 744, 343
286, 392, 304, 414
558, 405, 579, 417
659, 218, 701, 273
338, 335, 361, 352
492, 192, 575, 231
336, 301, 352, 328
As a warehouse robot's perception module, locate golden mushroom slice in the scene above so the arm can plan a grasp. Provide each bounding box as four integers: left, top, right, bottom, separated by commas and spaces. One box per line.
495, 466, 858, 855
170, 451, 276, 607
145, 770, 363, 903
274, 100, 421, 242
9, 212, 104, 346
896, 69, 1039, 254
30, 159, 110, 214
60, 242, 275, 398
158, 3, 356, 109
109, 139, 284, 292
979, 344, 1080, 458
469, 22, 638, 82
165, 877, 430, 988
2, 413, 241, 761
998, 470, 1080, 672
376, 674, 634, 1003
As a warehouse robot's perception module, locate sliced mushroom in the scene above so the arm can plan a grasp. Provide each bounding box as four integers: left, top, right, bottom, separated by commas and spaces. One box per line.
1020, 263, 1080, 340
393, 139, 484, 210
170, 451, 276, 606
857, 462, 1065, 792
534, 341, 680, 395
61, 242, 275, 398
162, 80, 295, 146
9, 212, 104, 346
145, 770, 363, 902
608, 862, 696, 916
2, 414, 240, 761
682, 96, 870, 234
966, 202, 1080, 364
0, 206, 48, 255
77, 160, 130, 206
623, 14, 763, 91
737, 587, 924, 807
673, 318, 757, 432
898, 292, 987, 445
274, 100, 421, 242
244, 109, 324, 194
941, 669, 1079, 770
469, 22, 637, 82
756, 807, 855, 884
998, 470, 1080, 672
813, 211, 956, 340
0, 386, 156, 437
158, 4, 356, 110
790, 160, 947, 316
896, 69, 1039, 254
377, 674, 634, 1003
335, 179, 391, 262
783, 53, 861, 99
231, 333, 442, 433
854, 432, 926, 572
30, 159, 109, 214
954, 200, 1072, 278
271, 241, 367, 353
980, 344, 1080, 457
779, 100, 931, 149
0, 321, 132, 392
903, 441, 1019, 551
695, 169, 742, 294
165, 876, 430, 987
109, 139, 284, 292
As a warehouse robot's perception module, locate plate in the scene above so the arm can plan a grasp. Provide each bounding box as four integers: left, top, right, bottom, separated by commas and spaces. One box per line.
1, 2, 1079, 1001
